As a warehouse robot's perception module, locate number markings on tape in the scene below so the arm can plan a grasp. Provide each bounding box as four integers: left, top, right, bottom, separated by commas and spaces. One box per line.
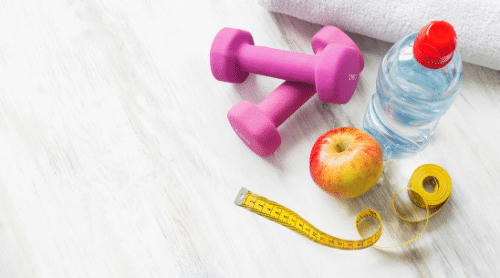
234, 164, 452, 250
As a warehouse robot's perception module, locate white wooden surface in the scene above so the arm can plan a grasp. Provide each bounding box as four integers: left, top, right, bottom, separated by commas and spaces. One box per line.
0, 1, 499, 277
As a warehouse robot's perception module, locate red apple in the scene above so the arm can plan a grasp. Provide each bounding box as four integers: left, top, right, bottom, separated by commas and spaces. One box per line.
309, 127, 383, 199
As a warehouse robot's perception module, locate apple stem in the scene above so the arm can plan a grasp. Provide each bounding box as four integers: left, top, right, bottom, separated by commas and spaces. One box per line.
334, 141, 350, 153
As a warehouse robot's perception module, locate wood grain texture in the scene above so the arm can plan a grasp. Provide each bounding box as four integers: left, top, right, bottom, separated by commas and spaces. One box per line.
0, 0, 499, 277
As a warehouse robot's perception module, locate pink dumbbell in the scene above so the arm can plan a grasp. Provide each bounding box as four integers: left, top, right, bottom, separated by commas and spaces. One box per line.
228, 81, 315, 157
226, 26, 364, 157
211, 26, 364, 103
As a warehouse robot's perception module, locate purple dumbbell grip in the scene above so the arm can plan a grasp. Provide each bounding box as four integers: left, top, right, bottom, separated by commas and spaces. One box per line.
258, 81, 316, 127
238, 44, 316, 84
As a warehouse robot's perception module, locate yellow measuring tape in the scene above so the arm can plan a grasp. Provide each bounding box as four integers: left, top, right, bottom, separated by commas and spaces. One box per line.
234, 164, 452, 250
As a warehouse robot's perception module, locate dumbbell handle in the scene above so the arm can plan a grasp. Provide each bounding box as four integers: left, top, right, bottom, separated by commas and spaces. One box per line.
259, 81, 316, 127
239, 44, 317, 84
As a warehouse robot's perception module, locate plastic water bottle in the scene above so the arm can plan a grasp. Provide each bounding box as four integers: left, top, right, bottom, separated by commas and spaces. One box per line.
362, 21, 463, 159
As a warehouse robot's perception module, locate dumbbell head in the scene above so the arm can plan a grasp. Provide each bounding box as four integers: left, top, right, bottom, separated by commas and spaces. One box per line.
310, 26, 365, 104
315, 45, 362, 104
210, 28, 254, 83
311, 26, 365, 70
227, 100, 281, 157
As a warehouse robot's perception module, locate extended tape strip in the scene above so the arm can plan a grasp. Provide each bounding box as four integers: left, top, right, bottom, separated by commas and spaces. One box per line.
234, 187, 382, 250
234, 164, 452, 250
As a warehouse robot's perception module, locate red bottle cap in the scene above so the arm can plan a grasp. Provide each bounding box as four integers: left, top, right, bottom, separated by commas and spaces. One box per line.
413, 21, 457, 69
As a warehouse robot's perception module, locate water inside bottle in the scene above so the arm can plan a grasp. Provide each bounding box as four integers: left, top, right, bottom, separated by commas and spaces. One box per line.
363, 34, 462, 159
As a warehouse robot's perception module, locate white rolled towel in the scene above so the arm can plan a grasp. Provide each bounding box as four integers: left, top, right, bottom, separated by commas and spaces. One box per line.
258, 0, 500, 71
